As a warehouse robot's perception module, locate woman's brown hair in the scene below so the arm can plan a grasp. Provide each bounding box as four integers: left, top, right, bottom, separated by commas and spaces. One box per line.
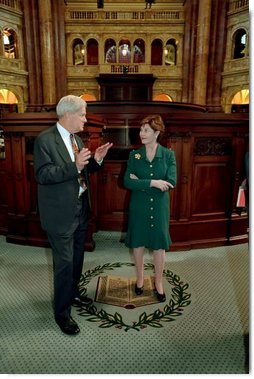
140, 114, 165, 132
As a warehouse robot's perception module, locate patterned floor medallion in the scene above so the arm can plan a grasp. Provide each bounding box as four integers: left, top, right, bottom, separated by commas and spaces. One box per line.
95, 274, 161, 308
76, 262, 192, 332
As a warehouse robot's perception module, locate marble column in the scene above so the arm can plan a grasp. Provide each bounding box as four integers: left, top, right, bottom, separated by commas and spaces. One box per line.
206, 0, 227, 111
0, 34, 4, 56
38, 0, 56, 106
193, 0, 212, 105
181, 0, 199, 103
51, 0, 67, 100
22, 0, 43, 110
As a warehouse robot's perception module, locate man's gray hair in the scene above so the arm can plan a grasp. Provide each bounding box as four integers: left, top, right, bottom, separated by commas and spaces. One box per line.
56, 95, 87, 118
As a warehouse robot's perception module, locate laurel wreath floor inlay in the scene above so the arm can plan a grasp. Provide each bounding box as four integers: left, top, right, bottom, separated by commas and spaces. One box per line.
75, 262, 192, 332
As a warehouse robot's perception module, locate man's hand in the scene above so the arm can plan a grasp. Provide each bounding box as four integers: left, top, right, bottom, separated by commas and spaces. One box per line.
75, 148, 91, 171
94, 142, 113, 163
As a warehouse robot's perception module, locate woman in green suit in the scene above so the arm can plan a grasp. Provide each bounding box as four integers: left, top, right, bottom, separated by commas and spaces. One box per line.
124, 114, 177, 302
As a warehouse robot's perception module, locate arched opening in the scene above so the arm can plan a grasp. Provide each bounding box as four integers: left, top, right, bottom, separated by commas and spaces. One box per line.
0, 88, 18, 159
231, 89, 249, 113
80, 93, 97, 102
3, 28, 18, 59
153, 94, 173, 102
164, 39, 177, 65
73, 38, 85, 65
119, 39, 131, 64
105, 39, 116, 63
233, 29, 247, 59
151, 39, 163, 65
133, 39, 145, 63
0, 89, 18, 112
87, 38, 99, 65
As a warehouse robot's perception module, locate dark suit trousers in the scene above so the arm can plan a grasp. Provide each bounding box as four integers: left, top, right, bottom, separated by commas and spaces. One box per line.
47, 192, 90, 321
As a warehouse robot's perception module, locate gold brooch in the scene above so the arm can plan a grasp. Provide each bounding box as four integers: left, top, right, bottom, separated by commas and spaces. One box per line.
135, 153, 141, 159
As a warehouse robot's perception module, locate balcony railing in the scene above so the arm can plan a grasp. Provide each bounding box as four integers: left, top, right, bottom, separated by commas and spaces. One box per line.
0, 57, 25, 72
111, 65, 139, 74
0, 0, 20, 10
229, 0, 249, 12
67, 10, 183, 22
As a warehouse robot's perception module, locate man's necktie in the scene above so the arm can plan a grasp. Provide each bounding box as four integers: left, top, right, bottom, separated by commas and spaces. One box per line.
70, 133, 87, 191
70, 133, 79, 155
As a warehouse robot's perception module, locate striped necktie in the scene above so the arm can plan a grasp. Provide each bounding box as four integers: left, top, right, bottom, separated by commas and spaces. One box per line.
70, 133, 79, 155
70, 133, 87, 191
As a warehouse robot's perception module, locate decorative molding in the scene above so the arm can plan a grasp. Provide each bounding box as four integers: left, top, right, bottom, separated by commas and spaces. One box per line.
166, 131, 192, 139
194, 137, 232, 156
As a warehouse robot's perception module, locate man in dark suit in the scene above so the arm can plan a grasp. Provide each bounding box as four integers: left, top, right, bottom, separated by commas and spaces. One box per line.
34, 95, 112, 335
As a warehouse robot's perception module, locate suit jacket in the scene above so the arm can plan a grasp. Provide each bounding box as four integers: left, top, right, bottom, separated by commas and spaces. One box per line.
33, 124, 101, 234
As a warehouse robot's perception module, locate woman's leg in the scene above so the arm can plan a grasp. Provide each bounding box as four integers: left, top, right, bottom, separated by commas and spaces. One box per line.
153, 249, 166, 294
133, 247, 145, 287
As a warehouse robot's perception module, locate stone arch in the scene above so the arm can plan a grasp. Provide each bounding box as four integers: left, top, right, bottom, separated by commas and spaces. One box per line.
153, 93, 173, 102
80, 93, 97, 101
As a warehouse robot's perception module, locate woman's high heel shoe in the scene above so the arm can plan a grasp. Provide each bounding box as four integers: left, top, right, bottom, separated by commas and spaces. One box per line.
135, 283, 144, 295
155, 291, 166, 302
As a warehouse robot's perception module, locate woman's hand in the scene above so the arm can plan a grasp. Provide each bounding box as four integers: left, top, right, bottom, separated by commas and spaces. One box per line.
130, 173, 138, 180
150, 179, 174, 191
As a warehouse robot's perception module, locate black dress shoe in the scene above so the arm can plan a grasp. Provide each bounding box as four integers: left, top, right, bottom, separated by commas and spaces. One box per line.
72, 295, 93, 307
155, 290, 166, 302
135, 283, 144, 295
56, 316, 80, 335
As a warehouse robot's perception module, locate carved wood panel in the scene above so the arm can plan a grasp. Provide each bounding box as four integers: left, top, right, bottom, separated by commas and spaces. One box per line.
191, 158, 231, 217
97, 161, 130, 231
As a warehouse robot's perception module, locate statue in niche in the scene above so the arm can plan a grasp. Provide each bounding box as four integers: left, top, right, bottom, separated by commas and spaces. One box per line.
165, 44, 176, 65
74, 44, 84, 65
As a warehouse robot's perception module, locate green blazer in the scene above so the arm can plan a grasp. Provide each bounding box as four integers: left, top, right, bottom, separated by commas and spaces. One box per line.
34, 125, 100, 234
